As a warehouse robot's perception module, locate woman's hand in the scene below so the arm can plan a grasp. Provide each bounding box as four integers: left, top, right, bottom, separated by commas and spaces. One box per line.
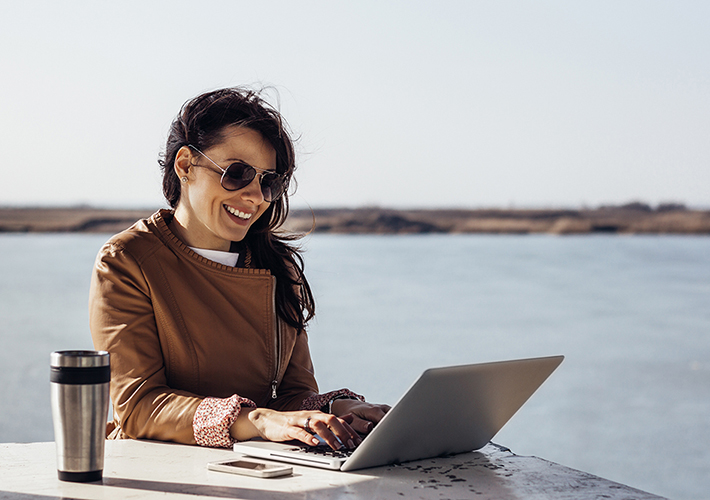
231, 408, 361, 451
330, 399, 391, 435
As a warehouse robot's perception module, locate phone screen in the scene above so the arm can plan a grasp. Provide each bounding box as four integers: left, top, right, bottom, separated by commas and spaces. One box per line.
222, 460, 270, 470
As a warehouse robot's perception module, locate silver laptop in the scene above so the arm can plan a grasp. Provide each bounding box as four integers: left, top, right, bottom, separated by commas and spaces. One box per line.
233, 355, 564, 471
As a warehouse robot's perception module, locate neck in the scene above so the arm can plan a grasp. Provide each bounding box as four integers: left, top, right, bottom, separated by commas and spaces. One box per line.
171, 205, 231, 251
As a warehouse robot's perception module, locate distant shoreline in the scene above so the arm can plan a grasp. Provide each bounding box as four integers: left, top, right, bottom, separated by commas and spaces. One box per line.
1, 204, 709, 235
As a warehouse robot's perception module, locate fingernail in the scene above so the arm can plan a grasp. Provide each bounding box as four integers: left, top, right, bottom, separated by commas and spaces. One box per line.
347, 439, 355, 449
311, 437, 320, 445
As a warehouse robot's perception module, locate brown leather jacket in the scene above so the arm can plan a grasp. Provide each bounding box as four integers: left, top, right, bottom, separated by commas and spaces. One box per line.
89, 210, 319, 444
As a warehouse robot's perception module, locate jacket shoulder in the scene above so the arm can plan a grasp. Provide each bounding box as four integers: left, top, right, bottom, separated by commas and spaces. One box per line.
97, 212, 166, 264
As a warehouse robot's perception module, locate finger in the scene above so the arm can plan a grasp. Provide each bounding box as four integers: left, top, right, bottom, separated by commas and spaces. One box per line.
283, 415, 318, 447
337, 413, 367, 441
310, 417, 353, 450
294, 430, 321, 447
351, 405, 389, 427
288, 413, 350, 450
375, 404, 391, 419
311, 415, 360, 450
347, 414, 375, 434
291, 421, 321, 447
330, 415, 361, 447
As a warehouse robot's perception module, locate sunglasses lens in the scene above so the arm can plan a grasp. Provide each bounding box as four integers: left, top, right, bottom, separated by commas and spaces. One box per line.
221, 162, 286, 201
221, 163, 254, 191
260, 173, 286, 202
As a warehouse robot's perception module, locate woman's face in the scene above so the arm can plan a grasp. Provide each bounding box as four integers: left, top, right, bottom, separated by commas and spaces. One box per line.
172, 125, 277, 251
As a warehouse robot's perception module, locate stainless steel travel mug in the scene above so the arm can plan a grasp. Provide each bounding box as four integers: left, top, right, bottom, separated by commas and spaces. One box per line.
50, 350, 110, 482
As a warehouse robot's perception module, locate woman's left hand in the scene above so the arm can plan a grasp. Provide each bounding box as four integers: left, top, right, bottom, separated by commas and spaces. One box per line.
330, 399, 391, 435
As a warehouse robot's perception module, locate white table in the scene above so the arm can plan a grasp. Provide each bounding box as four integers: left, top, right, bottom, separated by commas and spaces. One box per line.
0, 440, 665, 499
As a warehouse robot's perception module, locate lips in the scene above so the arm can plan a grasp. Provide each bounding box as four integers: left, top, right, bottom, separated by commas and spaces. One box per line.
224, 204, 253, 220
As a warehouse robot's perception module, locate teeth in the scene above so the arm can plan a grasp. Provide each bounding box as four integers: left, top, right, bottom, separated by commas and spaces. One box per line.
225, 205, 252, 220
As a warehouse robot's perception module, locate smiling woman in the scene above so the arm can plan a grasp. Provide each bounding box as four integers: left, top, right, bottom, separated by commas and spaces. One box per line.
171, 126, 278, 249
88, 87, 389, 452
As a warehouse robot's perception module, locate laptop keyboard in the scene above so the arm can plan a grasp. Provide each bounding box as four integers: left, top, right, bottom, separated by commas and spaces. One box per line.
298, 443, 355, 459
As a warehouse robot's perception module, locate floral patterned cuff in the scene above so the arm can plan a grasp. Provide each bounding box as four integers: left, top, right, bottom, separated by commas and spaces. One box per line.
193, 395, 256, 448
299, 388, 365, 413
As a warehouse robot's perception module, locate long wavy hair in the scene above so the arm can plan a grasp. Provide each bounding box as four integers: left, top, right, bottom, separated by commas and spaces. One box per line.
158, 87, 314, 332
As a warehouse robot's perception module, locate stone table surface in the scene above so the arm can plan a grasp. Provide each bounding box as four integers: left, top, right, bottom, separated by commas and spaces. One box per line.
0, 440, 666, 499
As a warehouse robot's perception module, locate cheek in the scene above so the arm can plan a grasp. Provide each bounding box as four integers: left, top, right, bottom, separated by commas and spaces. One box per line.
192, 182, 224, 209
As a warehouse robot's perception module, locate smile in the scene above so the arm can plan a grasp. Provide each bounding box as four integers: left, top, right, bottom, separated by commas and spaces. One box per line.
224, 205, 253, 220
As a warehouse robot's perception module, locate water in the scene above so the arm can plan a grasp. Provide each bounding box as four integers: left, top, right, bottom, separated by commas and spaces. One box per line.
1, 233, 708, 499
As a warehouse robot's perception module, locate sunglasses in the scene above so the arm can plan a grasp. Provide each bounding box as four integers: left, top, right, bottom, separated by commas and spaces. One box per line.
187, 145, 287, 202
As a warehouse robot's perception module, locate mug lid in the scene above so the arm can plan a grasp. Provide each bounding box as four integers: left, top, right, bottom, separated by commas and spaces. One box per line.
50, 350, 109, 368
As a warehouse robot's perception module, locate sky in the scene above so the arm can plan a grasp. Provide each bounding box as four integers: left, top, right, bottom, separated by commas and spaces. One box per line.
1, 0, 708, 209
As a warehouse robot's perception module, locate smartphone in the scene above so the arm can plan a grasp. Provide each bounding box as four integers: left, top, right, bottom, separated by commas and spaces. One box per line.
207, 459, 293, 478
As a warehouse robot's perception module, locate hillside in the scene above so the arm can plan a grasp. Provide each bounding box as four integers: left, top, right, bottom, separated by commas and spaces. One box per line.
1, 204, 708, 235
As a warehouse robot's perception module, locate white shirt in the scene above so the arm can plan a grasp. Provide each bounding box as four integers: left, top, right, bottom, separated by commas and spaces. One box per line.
189, 247, 239, 267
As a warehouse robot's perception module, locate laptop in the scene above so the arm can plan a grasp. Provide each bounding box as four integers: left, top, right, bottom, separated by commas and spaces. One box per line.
233, 355, 564, 472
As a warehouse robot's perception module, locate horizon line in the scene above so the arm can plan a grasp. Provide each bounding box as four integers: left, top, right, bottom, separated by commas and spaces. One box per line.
0, 201, 707, 212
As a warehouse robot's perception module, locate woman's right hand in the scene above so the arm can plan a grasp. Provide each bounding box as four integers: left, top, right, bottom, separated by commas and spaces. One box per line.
231, 408, 362, 451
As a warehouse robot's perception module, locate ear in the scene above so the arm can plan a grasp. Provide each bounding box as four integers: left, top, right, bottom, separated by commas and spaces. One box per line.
174, 146, 193, 180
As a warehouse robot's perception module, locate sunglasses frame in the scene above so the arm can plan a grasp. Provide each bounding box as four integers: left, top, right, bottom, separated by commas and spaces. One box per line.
187, 145, 287, 202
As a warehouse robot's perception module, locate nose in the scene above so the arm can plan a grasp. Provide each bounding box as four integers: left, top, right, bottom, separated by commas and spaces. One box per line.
239, 175, 265, 204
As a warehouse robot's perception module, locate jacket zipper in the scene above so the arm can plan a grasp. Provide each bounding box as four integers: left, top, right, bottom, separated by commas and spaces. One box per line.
271, 318, 280, 399
271, 279, 281, 399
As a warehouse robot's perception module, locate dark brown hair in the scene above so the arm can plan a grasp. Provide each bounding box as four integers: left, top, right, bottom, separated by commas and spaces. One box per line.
159, 87, 314, 331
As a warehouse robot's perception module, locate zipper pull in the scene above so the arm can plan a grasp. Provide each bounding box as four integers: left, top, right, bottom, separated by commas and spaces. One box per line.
271, 380, 278, 399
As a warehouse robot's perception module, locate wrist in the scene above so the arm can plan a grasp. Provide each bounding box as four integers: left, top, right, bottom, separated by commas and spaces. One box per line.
229, 407, 261, 441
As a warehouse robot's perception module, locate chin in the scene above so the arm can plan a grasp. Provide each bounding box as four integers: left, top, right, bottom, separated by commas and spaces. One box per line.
226, 227, 251, 243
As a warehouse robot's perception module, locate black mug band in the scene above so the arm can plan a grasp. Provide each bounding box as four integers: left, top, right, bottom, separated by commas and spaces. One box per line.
50, 365, 110, 385
58, 470, 103, 482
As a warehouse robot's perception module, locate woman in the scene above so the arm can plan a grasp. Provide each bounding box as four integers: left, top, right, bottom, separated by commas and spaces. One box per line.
89, 87, 389, 451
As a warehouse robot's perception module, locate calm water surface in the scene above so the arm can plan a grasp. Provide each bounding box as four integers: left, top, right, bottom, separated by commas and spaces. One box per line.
0, 233, 708, 500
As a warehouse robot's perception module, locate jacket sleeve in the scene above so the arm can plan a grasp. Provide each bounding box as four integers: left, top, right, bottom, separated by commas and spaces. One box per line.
89, 241, 253, 445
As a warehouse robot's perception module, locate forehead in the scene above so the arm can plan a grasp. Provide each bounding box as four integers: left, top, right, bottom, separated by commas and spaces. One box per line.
212, 125, 277, 171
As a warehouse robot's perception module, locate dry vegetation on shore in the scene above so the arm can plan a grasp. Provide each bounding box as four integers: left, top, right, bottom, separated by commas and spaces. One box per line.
284, 203, 710, 235
1, 203, 708, 235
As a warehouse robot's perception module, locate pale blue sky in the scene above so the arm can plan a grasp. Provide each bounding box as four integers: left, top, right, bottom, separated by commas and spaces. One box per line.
1, 0, 708, 208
